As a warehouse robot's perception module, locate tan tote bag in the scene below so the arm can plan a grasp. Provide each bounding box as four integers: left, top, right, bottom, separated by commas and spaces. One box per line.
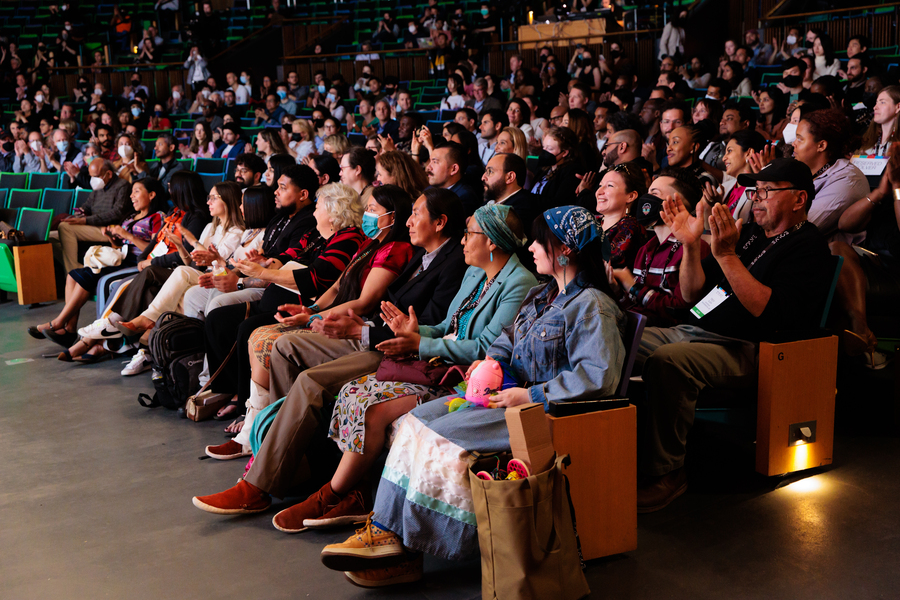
469, 453, 590, 600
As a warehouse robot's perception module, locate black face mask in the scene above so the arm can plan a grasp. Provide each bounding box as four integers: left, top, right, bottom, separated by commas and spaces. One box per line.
781, 75, 802, 88
610, 50, 621, 59
2, 141, 14, 153
313, 118, 324, 129
538, 149, 558, 169
540, 54, 548, 63
291, 132, 303, 142
634, 194, 665, 227
321, 150, 333, 159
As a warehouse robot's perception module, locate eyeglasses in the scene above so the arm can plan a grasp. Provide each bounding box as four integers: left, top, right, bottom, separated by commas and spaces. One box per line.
463, 229, 487, 241
745, 187, 801, 201
207, 194, 222, 201
610, 163, 639, 176
550, 115, 564, 122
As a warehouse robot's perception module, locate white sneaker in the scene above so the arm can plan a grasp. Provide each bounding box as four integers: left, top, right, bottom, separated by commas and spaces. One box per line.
77, 317, 123, 341
121, 348, 152, 376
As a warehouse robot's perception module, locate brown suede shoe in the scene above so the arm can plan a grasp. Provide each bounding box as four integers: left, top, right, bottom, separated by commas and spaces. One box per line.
272, 481, 342, 533
205, 439, 251, 460
192, 479, 271, 515
637, 467, 687, 514
304, 485, 372, 529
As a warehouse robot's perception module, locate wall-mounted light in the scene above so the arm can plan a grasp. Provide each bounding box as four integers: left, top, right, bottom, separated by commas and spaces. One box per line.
790, 421, 816, 446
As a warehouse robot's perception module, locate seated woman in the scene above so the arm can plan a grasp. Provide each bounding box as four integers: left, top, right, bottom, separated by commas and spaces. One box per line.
263, 154, 296, 193
27, 178, 167, 349
709, 129, 767, 223
754, 88, 789, 142
319, 206, 626, 587
201, 185, 409, 453
530, 126, 584, 209
494, 126, 534, 189
595, 162, 648, 269
267, 204, 538, 531
114, 185, 275, 337
112, 132, 147, 184
832, 147, 900, 369
255, 130, 289, 171
374, 150, 429, 200
858, 86, 900, 156
339, 146, 376, 203
180, 122, 216, 159
613, 168, 711, 327
439, 73, 467, 111
73, 180, 244, 354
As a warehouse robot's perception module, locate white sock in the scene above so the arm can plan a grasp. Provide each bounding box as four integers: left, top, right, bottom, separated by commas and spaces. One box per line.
234, 381, 270, 449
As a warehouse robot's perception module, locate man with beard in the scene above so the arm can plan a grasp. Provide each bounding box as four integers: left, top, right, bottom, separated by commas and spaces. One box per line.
602, 130, 642, 169
482, 153, 537, 239
137, 133, 184, 188
214, 123, 246, 161
233, 153, 265, 189
394, 113, 419, 154
426, 142, 480, 215
95, 124, 117, 161
477, 109, 507, 166
842, 56, 869, 107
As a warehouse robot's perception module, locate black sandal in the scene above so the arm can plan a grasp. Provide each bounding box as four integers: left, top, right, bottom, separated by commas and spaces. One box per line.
73, 350, 112, 364
43, 329, 78, 349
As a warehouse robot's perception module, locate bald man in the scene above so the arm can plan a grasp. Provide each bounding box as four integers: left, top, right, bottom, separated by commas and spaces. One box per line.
602, 129, 642, 168
57, 158, 132, 271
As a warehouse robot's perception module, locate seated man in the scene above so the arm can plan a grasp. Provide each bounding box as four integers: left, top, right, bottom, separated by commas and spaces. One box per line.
137, 133, 184, 188
56, 159, 132, 272
636, 158, 833, 512
613, 167, 711, 327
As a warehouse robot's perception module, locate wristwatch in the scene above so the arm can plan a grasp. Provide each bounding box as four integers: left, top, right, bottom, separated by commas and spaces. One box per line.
236, 278, 245, 291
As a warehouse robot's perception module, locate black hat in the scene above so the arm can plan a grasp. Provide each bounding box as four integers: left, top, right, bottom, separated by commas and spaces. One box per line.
737, 157, 815, 203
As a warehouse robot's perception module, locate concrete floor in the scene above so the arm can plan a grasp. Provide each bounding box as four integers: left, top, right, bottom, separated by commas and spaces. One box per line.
3, 299, 900, 600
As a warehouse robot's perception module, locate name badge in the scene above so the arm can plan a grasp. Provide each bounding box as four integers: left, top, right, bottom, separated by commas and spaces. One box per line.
850, 155, 888, 176
149, 240, 169, 259
690, 286, 730, 319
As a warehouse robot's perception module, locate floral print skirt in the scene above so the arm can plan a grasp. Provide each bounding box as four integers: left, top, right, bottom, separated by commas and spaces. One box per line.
327, 372, 447, 453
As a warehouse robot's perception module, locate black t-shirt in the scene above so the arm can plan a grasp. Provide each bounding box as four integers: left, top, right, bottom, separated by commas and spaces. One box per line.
687, 221, 833, 342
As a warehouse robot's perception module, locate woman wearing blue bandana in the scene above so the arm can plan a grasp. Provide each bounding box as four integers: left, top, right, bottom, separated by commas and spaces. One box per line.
320, 205, 626, 587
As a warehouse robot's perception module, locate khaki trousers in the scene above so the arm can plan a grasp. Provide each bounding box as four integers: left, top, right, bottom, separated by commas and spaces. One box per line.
243, 333, 381, 498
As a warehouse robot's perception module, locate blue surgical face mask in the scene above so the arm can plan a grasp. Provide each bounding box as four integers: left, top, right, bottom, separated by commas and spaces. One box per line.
84, 155, 95, 165
317, 84, 326, 94
326, 93, 336, 103
277, 90, 287, 100
361, 210, 393, 238
240, 75, 248, 84
131, 107, 141, 117
481, 8, 489, 16
56, 140, 69, 154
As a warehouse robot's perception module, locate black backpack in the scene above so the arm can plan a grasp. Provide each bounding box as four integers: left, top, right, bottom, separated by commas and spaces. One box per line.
137, 312, 205, 410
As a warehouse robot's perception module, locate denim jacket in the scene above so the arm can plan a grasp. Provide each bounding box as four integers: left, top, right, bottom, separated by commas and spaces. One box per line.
487, 273, 626, 410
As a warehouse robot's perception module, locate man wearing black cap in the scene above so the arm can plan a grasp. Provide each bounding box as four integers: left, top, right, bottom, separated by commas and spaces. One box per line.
636, 158, 834, 513
214, 123, 245, 160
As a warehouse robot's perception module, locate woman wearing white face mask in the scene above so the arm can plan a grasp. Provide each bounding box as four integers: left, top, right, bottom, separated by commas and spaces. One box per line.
112, 132, 146, 183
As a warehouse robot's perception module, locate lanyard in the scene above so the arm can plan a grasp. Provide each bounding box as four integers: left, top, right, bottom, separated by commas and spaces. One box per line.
741, 220, 807, 272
